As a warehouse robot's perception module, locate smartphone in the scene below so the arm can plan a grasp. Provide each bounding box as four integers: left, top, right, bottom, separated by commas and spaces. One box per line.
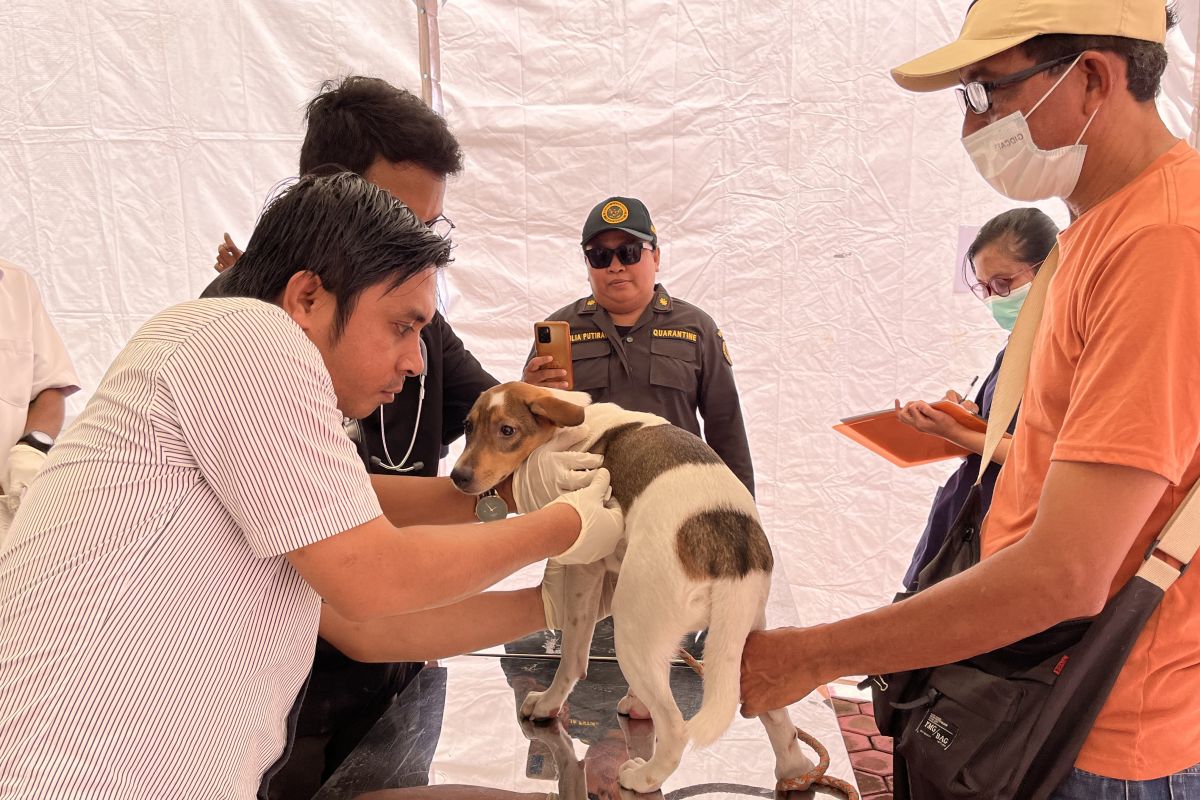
533, 321, 574, 390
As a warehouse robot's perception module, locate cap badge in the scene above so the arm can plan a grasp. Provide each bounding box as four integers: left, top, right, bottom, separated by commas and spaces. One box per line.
601, 201, 629, 224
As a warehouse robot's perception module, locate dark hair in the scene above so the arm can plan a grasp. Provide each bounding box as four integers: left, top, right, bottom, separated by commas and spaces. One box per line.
219, 172, 451, 339
1019, 4, 1178, 101
298, 76, 464, 178
966, 208, 1059, 278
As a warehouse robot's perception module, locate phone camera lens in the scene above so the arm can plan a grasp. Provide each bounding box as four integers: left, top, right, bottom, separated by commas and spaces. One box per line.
537, 326, 552, 344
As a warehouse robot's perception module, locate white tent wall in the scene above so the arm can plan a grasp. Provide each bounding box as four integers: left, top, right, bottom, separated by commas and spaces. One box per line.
437, 0, 1198, 624
0, 1, 1196, 626
1, 0, 423, 390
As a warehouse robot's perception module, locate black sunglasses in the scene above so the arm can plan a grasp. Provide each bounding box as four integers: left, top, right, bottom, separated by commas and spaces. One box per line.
583, 241, 653, 269
956, 52, 1083, 115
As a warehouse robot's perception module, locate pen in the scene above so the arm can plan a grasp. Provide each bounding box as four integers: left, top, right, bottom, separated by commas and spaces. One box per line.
957, 375, 979, 404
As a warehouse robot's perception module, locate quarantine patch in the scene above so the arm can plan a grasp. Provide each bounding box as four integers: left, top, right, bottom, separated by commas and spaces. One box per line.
652, 328, 698, 343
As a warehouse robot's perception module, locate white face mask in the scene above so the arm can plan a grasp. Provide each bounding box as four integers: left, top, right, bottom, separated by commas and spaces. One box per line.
961, 56, 1100, 202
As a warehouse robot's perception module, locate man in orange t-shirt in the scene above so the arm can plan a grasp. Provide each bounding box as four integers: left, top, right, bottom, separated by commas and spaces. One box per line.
740, 0, 1200, 796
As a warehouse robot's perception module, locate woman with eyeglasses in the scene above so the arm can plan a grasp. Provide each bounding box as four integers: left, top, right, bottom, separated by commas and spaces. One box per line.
897, 207, 1059, 590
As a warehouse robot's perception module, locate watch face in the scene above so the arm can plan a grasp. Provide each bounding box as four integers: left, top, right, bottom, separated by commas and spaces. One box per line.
476, 495, 509, 522
28, 431, 53, 446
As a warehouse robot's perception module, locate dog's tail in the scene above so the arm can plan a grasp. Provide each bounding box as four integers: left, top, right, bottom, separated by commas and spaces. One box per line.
685, 576, 768, 748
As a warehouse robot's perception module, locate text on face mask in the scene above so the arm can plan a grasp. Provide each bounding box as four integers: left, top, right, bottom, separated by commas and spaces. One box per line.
993, 132, 1025, 153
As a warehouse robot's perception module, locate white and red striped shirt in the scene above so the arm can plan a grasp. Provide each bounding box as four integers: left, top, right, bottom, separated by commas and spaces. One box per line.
0, 298, 383, 798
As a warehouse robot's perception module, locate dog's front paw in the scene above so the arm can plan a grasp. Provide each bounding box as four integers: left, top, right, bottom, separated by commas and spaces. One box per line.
616, 692, 651, 719
520, 690, 565, 721
618, 757, 665, 793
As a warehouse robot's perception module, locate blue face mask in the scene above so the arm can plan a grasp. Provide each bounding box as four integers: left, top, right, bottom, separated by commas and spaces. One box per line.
986, 282, 1032, 331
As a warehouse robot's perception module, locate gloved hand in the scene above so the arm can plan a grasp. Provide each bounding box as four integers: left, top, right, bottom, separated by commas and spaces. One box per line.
541, 561, 618, 630
547, 468, 625, 566
3, 444, 47, 498
513, 425, 601, 514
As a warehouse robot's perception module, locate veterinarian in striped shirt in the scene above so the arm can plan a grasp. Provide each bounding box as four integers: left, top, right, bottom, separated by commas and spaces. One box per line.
0, 172, 623, 799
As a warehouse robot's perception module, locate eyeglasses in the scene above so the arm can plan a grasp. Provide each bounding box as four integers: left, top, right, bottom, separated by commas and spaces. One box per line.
426, 214, 455, 239
583, 241, 653, 269
968, 262, 1042, 300
956, 53, 1083, 115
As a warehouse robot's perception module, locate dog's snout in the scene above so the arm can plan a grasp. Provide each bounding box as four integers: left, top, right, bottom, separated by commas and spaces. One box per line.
450, 467, 473, 491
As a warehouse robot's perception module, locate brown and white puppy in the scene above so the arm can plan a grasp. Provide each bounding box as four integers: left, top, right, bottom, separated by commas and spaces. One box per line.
452, 382, 812, 793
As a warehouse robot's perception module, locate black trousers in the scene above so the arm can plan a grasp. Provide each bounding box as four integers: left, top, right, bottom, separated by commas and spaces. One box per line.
261, 639, 424, 800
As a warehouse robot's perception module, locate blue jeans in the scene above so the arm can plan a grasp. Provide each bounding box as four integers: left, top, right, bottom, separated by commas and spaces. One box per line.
1052, 764, 1200, 799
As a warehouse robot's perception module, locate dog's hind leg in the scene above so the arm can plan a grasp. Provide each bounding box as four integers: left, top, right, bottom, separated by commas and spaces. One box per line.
521, 561, 606, 721
748, 609, 815, 782
759, 707, 815, 782
613, 611, 690, 793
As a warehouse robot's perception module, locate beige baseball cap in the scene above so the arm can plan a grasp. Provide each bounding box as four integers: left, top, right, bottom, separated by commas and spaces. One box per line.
892, 0, 1168, 92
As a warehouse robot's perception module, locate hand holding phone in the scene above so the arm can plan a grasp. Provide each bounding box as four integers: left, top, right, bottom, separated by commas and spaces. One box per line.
528, 321, 573, 390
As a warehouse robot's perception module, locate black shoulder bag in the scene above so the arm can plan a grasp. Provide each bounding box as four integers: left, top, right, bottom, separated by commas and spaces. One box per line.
865, 245, 1200, 800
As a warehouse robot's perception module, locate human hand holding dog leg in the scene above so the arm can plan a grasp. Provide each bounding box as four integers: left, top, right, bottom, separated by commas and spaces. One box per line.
739, 627, 827, 718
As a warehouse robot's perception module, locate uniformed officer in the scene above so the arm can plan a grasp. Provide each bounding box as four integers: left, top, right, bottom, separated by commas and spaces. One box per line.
524, 196, 754, 495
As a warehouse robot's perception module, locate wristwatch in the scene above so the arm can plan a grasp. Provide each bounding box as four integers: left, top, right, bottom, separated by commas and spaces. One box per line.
475, 488, 509, 522
17, 431, 54, 454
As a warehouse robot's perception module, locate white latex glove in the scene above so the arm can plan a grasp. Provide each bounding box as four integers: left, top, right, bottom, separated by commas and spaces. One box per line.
3, 444, 47, 498
547, 468, 624, 566
541, 561, 618, 630
513, 425, 601, 514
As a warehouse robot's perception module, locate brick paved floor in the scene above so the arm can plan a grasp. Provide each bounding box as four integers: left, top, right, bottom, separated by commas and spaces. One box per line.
830, 696, 893, 800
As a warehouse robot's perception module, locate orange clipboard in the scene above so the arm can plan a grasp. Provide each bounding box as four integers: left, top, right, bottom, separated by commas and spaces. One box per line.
833, 400, 988, 468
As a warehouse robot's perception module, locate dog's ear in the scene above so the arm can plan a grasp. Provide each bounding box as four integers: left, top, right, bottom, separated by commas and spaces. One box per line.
529, 394, 587, 428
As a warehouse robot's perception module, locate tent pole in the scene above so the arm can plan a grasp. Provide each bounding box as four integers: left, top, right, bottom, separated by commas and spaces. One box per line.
414, 0, 444, 114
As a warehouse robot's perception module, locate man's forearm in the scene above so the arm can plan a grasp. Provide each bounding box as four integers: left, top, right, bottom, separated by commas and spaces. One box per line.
744, 538, 1086, 715
320, 587, 544, 662
371, 474, 478, 526
810, 539, 1076, 682
743, 461, 1166, 716
23, 388, 67, 438
292, 503, 581, 621
378, 505, 578, 614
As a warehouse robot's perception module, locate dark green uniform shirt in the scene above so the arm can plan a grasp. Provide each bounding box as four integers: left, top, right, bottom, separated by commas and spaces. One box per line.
541, 283, 754, 495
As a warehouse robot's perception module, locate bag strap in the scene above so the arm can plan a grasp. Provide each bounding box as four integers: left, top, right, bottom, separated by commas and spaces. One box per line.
974, 243, 1200, 591
974, 244, 1059, 483
1137, 481, 1200, 590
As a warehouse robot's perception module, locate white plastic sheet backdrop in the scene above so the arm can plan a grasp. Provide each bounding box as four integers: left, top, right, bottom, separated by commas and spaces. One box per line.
0, 0, 1196, 626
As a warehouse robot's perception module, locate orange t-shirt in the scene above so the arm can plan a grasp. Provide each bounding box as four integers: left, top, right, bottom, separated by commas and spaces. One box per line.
981, 141, 1200, 780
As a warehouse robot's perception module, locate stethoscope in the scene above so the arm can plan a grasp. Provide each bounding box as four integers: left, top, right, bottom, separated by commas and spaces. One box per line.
369, 335, 428, 474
